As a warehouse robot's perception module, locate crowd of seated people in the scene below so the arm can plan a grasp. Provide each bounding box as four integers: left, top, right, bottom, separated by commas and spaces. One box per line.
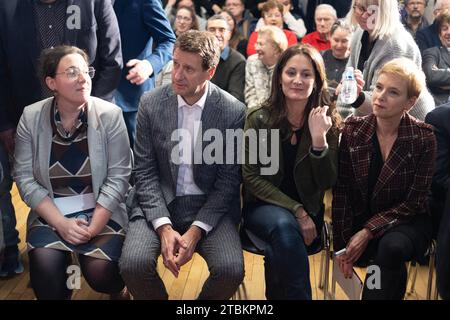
1, 0, 450, 301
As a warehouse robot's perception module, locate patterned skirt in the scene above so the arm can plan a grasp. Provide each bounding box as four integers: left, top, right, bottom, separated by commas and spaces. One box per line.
27, 211, 125, 262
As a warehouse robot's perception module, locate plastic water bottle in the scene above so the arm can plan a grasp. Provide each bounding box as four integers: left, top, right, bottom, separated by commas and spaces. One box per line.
340, 67, 358, 104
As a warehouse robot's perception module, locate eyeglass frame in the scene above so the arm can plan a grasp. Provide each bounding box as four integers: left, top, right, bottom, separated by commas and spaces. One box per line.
406, 1, 426, 7
175, 15, 193, 22
54, 66, 96, 80
352, 4, 369, 16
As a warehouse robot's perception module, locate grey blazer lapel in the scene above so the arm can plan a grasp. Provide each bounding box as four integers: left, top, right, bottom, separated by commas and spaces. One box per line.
162, 91, 180, 189
440, 47, 450, 69
86, 98, 105, 201
199, 83, 222, 143
37, 99, 55, 198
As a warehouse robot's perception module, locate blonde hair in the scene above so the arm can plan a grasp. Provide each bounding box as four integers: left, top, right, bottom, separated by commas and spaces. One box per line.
347, 0, 400, 39
377, 58, 426, 99
258, 25, 288, 53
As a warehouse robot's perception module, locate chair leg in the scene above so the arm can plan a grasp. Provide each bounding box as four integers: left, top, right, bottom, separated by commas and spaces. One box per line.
407, 262, 418, 295
331, 258, 336, 300
427, 253, 436, 300
319, 250, 325, 290
323, 247, 331, 300
232, 280, 247, 300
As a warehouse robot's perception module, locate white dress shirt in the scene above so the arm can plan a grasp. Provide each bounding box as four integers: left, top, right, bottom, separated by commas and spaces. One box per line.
152, 83, 213, 234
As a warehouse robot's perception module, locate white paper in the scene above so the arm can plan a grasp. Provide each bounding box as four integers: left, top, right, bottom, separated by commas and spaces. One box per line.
333, 260, 363, 300
53, 193, 96, 216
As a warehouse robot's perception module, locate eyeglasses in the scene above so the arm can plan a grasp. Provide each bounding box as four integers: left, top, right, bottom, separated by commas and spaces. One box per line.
176, 15, 192, 22
353, 4, 368, 16
207, 27, 229, 34
407, 1, 425, 7
55, 66, 95, 80
226, 2, 243, 7
265, 13, 282, 19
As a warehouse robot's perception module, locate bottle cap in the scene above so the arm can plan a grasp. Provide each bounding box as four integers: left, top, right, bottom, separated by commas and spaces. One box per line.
343, 67, 355, 80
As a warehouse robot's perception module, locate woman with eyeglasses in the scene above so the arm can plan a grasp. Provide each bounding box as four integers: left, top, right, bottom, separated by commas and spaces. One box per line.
13, 45, 131, 300
340, 0, 435, 120
165, 0, 206, 31
173, 6, 200, 37
156, 6, 201, 87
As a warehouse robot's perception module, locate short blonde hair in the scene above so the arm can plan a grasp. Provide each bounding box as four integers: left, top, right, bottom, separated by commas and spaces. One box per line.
377, 58, 426, 99
258, 25, 288, 53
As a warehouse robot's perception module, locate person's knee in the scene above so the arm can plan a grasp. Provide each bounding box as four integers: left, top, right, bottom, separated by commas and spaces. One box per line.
376, 237, 410, 267
119, 249, 158, 280
210, 260, 245, 287
271, 216, 303, 249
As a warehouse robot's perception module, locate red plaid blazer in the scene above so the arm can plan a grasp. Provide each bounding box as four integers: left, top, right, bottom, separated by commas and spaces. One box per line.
332, 113, 436, 250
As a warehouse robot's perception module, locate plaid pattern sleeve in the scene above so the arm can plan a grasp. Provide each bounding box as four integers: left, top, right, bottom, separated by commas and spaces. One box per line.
332, 123, 355, 251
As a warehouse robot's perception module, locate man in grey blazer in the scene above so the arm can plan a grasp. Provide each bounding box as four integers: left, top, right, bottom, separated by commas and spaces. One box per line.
120, 31, 246, 300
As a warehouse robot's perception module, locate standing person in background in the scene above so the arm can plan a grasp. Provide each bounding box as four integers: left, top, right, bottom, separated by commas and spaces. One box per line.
0, 0, 122, 278
114, 0, 176, 147
0, 161, 4, 269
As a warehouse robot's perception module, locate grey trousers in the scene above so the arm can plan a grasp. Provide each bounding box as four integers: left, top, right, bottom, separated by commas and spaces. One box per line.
119, 196, 244, 300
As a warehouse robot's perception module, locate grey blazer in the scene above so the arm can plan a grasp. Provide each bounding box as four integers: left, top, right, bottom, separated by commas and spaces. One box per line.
130, 82, 246, 228
341, 27, 435, 121
422, 46, 450, 106
14, 97, 132, 230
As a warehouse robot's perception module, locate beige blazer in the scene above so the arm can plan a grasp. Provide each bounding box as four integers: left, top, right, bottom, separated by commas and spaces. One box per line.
13, 97, 132, 230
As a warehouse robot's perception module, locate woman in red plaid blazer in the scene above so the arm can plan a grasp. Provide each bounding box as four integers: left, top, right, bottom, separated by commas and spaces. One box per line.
332, 58, 436, 300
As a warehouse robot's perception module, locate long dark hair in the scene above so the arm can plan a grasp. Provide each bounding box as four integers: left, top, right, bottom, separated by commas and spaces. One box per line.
221, 9, 245, 50
263, 44, 341, 136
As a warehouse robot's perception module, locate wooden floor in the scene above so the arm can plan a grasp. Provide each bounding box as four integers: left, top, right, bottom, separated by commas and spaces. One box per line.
0, 187, 435, 300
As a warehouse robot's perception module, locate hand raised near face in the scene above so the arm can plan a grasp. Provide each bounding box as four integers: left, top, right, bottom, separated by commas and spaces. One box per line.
308, 106, 332, 149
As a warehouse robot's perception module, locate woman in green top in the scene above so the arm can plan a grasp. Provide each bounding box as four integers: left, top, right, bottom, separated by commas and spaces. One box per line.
242, 44, 340, 300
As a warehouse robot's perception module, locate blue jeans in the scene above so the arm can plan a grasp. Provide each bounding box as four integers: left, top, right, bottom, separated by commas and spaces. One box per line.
0, 143, 19, 248
244, 204, 313, 300
122, 111, 137, 148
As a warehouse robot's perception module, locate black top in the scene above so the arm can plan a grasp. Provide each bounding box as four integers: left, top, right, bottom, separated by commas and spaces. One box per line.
279, 129, 303, 203
322, 49, 348, 97
354, 133, 383, 232
357, 31, 377, 72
